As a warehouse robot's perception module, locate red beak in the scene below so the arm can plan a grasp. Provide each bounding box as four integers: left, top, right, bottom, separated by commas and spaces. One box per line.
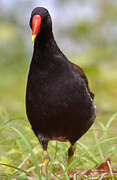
32, 15, 41, 42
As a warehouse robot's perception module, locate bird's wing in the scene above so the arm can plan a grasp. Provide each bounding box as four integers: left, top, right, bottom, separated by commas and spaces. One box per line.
72, 62, 94, 99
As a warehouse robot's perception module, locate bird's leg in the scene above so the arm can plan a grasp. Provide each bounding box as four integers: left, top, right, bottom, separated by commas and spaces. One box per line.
43, 149, 50, 168
39, 139, 50, 177
41, 150, 50, 177
68, 144, 75, 166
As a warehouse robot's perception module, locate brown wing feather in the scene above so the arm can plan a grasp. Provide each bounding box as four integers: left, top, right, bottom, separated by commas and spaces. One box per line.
72, 62, 94, 99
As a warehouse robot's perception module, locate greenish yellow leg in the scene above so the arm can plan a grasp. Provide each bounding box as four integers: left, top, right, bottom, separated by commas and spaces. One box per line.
68, 145, 75, 166
43, 150, 50, 166
41, 150, 50, 177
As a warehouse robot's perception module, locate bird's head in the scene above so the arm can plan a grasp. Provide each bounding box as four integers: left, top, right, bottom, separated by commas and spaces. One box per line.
30, 7, 52, 43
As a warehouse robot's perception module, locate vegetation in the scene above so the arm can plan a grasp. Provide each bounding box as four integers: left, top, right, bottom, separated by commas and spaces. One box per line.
0, 0, 117, 179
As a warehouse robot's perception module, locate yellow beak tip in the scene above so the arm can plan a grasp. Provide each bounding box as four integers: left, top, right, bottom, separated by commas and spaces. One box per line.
32, 34, 36, 43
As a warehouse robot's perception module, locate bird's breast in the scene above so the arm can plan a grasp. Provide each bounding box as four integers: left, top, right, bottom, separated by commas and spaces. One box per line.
26, 72, 93, 118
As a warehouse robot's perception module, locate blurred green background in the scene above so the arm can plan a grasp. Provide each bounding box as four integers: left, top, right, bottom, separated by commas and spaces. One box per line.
0, 0, 117, 176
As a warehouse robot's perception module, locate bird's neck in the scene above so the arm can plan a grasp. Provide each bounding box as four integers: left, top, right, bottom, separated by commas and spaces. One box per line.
33, 30, 60, 59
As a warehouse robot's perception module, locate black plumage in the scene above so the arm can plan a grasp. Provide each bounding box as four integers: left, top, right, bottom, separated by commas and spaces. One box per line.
26, 7, 96, 168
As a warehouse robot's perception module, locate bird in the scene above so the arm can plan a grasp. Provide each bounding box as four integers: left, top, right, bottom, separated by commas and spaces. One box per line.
26, 7, 96, 175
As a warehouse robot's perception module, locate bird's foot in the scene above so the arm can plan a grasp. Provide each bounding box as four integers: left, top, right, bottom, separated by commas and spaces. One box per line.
41, 165, 48, 177
41, 150, 50, 177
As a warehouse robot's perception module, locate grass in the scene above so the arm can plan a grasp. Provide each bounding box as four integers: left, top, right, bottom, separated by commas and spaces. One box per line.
0, 113, 117, 179
0, 66, 117, 179
0, 24, 117, 178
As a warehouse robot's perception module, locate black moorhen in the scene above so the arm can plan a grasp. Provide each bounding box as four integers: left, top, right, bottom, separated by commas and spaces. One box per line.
26, 7, 96, 173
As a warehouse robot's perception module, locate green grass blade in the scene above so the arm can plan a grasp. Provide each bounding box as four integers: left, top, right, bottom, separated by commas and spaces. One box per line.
0, 162, 28, 174
73, 173, 77, 180
100, 137, 117, 145
4, 116, 25, 125
52, 161, 69, 180
16, 146, 38, 170
77, 141, 99, 164
100, 174, 105, 180
60, 163, 69, 180
107, 161, 114, 180
106, 113, 117, 130
93, 125, 104, 161
99, 122, 106, 132
10, 127, 42, 179
0, 174, 28, 180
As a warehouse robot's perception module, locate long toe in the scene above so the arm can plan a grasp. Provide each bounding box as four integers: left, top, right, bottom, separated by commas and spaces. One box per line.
41, 165, 48, 177
41, 150, 50, 177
